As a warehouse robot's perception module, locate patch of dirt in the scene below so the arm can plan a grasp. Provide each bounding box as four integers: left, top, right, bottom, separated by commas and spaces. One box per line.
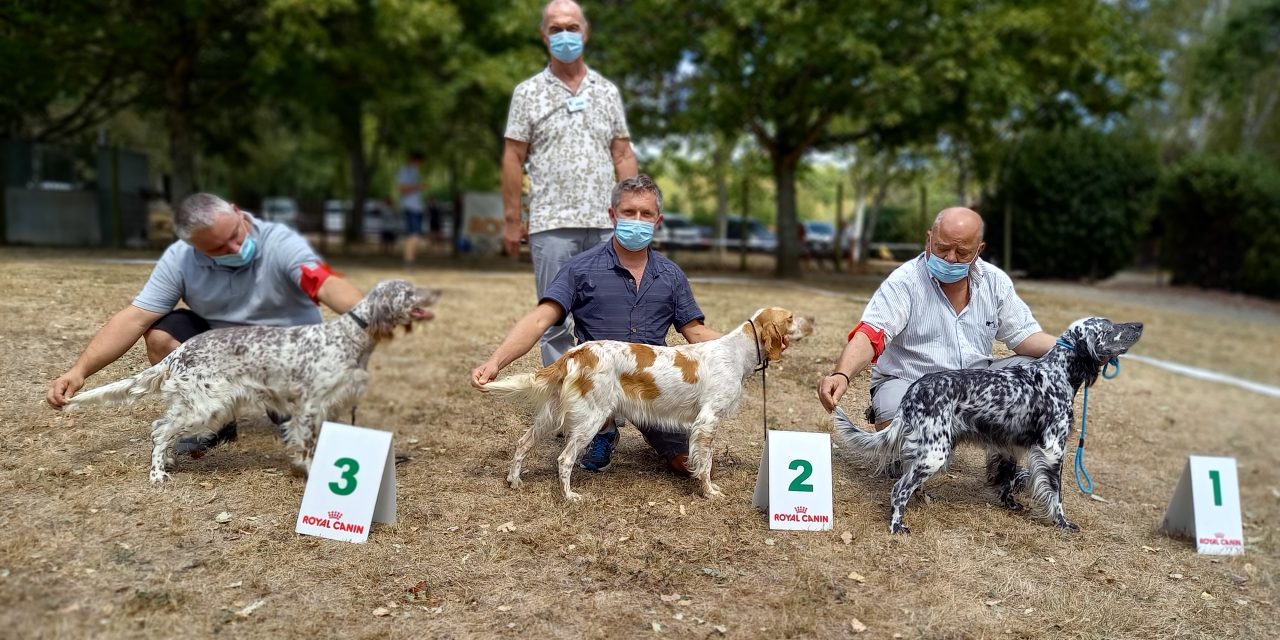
1, 249, 1277, 638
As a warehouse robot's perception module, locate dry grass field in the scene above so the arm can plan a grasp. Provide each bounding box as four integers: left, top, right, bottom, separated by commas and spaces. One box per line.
1, 247, 1277, 639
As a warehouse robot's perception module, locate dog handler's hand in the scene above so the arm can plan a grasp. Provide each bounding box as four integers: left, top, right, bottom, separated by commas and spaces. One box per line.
471, 361, 501, 389
48, 372, 85, 409
502, 220, 526, 260
817, 373, 848, 413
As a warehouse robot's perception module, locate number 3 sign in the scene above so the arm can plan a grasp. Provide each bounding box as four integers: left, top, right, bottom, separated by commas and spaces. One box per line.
295, 422, 397, 543
752, 430, 834, 531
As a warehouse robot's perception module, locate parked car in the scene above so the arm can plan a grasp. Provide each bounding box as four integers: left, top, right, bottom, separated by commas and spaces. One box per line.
260, 197, 300, 228
323, 199, 394, 243
656, 213, 710, 250
716, 217, 777, 253
803, 220, 836, 256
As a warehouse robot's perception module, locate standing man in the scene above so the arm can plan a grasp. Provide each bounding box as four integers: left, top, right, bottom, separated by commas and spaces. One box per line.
817, 208, 1056, 428
474, 176, 715, 475
398, 150, 427, 268
502, 0, 637, 366
47, 193, 365, 455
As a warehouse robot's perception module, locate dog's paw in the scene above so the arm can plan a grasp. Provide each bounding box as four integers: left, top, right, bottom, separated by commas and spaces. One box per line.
508, 477, 523, 490
148, 468, 171, 484
889, 521, 910, 535
701, 482, 723, 498
1055, 517, 1080, 531
1001, 496, 1025, 511
564, 491, 583, 503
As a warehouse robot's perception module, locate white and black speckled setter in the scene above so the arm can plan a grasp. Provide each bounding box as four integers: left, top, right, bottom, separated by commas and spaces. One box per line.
834, 317, 1143, 535
65, 280, 437, 483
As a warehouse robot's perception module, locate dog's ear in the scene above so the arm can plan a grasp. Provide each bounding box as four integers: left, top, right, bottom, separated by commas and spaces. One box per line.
757, 308, 789, 362
365, 285, 401, 341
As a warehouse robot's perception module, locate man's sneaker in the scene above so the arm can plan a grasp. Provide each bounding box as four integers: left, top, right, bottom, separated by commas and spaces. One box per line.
173, 421, 238, 459
580, 429, 619, 472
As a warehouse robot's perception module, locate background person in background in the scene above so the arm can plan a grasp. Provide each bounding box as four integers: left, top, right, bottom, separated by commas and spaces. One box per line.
46, 193, 365, 456
398, 150, 427, 268
817, 207, 1056, 428
501, 0, 638, 366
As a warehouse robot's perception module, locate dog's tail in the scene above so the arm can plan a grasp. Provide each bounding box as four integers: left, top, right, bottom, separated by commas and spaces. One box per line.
64, 360, 169, 411
832, 407, 909, 475
480, 351, 578, 407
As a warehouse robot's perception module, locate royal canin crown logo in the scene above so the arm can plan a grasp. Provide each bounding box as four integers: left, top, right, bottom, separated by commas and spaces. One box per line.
328, 511, 343, 521
794, 506, 808, 514
1215, 531, 1225, 538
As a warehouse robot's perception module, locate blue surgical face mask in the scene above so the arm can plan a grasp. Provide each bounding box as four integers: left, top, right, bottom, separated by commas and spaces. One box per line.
212, 235, 257, 268
548, 31, 584, 63
926, 250, 970, 283
614, 219, 654, 251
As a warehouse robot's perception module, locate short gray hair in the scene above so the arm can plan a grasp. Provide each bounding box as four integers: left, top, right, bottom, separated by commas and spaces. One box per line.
174, 193, 237, 240
541, 0, 588, 31
611, 175, 664, 213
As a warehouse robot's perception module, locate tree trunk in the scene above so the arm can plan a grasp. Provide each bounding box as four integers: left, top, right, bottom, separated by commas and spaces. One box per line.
342, 103, 367, 246
858, 178, 891, 263
713, 134, 731, 259
772, 154, 801, 278
166, 56, 197, 204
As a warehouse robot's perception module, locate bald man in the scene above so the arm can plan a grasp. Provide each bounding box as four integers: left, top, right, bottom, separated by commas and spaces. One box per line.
502, 0, 637, 367
818, 208, 1056, 428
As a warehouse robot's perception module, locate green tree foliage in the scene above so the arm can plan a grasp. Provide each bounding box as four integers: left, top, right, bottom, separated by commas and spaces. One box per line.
1158, 154, 1280, 297
1189, 0, 1280, 157
986, 128, 1160, 280
598, 0, 1159, 277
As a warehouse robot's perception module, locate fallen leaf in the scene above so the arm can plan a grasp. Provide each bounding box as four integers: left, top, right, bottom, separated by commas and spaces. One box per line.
235, 600, 265, 618
840, 531, 853, 545
446, 526, 459, 532
407, 437, 420, 444
1089, 494, 1111, 503
679, 505, 687, 516
714, 625, 728, 634
1044, 557, 1056, 564
215, 512, 232, 524
1168, 573, 1183, 580
372, 607, 391, 617
674, 613, 684, 621
1141, 545, 1161, 553
225, 581, 243, 589
647, 501, 656, 507
567, 544, 576, 551
677, 600, 692, 606
651, 621, 661, 632
496, 521, 516, 533
1024, 608, 1035, 614
985, 599, 1002, 606
850, 618, 867, 633
497, 605, 511, 612
1201, 592, 1214, 601
1235, 599, 1249, 606
660, 594, 681, 603
847, 571, 866, 583
618, 536, 630, 542
764, 538, 775, 546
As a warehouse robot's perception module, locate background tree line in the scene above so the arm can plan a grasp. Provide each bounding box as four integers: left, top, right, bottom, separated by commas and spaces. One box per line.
1, 0, 1277, 296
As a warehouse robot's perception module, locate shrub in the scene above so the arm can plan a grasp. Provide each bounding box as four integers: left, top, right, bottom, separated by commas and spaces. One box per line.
1158, 154, 1280, 298
985, 128, 1159, 280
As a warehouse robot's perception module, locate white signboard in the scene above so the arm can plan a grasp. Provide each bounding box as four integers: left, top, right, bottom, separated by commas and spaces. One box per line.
1160, 455, 1244, 555
752, 431, 834, 531
295, 422, 397, 543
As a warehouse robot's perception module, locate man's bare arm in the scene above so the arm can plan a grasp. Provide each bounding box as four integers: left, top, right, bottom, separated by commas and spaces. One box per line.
501, 139, 531, 258
47, 305, 164, 408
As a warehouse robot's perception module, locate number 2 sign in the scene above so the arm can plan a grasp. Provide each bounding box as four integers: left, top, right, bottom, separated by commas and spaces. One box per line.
752, 430, 834, 531
295, 422, 397, 543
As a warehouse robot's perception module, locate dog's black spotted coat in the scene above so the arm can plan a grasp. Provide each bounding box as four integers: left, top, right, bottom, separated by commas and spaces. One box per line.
66, 280, 437, 483
835, 317, 1144, 534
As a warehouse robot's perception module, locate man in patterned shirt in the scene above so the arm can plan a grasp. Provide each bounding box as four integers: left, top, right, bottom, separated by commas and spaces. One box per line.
473, 176, 719, 476
502, 0, 638, 367
817, 207, 1056, 428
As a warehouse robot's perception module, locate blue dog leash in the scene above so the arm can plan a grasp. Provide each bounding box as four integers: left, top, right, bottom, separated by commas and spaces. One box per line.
1057, 338, 1120, 494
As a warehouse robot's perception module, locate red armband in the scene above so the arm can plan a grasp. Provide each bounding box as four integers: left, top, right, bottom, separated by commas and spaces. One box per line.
847, 322, 886, 363
299, 263, 336, 304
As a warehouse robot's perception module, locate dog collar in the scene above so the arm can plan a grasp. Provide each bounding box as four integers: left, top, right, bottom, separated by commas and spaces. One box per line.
746, 321, 768, 373
1055, 338, 1073, 350
347, 311, 369, 329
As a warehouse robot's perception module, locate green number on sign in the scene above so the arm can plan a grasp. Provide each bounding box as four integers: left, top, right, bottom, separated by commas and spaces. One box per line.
329, 457, 360, 496
1209, 470, 1222, 506
788, 459, 814, 492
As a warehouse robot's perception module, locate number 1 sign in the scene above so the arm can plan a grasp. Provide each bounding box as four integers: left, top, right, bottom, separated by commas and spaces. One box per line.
752, 430, 834, 531
1160, 455, 1245, 555
295, 422, 397, 543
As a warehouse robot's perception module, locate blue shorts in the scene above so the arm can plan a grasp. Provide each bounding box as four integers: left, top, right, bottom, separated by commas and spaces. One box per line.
404, 208, 425, 235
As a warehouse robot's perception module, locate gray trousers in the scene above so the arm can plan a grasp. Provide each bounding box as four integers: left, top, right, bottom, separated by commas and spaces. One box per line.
529, 227, 687, 461
867, 355, 1038, 424
529, 227, 613, 366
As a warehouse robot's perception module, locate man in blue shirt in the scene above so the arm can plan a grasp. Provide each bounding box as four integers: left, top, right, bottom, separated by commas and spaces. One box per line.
472, 175, 719, 475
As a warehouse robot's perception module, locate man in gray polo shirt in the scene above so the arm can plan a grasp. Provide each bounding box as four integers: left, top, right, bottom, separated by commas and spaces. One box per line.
501, 0, 638, 367
817, 207, 1057, 429
47, 193, 365, 453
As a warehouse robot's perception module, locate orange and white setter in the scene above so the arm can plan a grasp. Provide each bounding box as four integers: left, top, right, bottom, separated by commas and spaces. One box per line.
481, 307, 813, 501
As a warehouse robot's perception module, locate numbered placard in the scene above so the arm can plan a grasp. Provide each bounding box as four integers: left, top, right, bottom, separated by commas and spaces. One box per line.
295, 422, 396, 543
1160, 455, 1244, 555
751, 431, 834, 531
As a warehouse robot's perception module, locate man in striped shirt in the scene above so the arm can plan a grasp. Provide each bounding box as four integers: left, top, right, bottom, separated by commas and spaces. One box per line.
817, 207, 1056, 428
